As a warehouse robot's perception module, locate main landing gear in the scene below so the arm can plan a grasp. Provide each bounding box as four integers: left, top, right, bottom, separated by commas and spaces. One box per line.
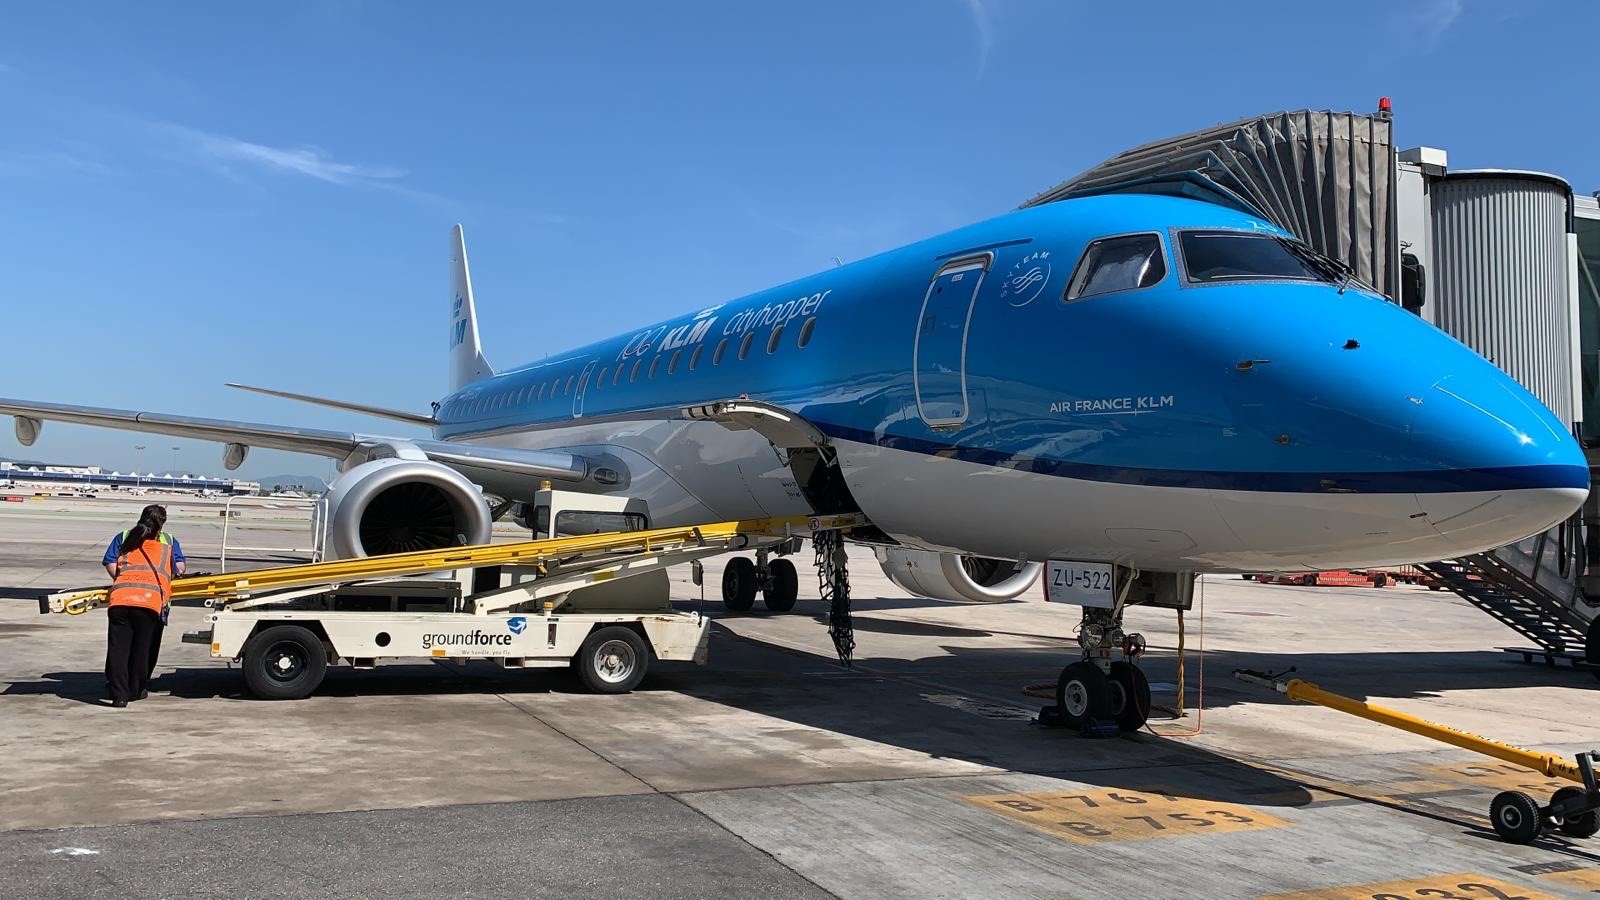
1046, 606, 1152, 734
721, 546, 800, 614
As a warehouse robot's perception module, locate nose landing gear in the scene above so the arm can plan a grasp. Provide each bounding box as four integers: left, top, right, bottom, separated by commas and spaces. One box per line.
1043, 605, 1152, 734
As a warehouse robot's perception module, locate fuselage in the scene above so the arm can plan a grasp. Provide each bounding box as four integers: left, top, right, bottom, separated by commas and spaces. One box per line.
433, 194, 1588, 573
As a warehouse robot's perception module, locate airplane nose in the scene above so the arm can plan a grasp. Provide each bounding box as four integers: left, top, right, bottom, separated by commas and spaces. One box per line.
1407, 371, 1589, 552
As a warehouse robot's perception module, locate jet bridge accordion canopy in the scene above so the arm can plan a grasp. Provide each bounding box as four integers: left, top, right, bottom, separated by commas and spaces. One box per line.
1024, 109, 1398, 299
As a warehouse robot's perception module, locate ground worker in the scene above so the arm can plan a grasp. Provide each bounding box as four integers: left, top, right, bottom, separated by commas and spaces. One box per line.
102, 504, 186, 706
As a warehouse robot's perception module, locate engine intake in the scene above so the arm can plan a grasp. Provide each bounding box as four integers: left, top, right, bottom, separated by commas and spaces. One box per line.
324, 459, 492, 558
874, 547, 1041, 603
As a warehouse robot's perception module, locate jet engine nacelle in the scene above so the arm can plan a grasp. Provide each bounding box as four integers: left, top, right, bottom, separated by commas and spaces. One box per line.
874, 547, 1041, 603
324, 459, 492, 559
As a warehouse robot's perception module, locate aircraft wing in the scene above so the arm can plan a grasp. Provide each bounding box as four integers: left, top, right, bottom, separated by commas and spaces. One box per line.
0, 397, 599, 487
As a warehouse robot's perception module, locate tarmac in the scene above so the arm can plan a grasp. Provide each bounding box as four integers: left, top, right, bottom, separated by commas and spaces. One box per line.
3, 494, 1600, 898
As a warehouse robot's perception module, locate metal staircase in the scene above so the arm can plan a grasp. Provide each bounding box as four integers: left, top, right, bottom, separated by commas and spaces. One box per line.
1419, 520, 1600, 673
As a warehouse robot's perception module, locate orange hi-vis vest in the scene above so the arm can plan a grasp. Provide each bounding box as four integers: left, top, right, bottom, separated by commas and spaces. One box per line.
108, 538, 173, 615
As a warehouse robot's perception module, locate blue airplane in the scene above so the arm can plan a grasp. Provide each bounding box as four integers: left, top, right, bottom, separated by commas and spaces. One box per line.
4, 190, 1586, 726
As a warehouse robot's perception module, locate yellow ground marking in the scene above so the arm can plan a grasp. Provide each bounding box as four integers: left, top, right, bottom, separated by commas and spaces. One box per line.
1262, 873, 1554, 900
1423, 762, 1571, 796
963, 786, 1287, 845
1515, 862, 1600, 892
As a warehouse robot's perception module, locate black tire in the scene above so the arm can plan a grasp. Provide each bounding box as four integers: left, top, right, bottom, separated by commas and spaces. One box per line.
1490, 790, 1544, 844
241, 624, 328, 701
1055, 661, 1114, 728
1300, 574, 1317, 586
722, 557, 757, 612
1552, 785, 1600, 838
762, 558, 799, 613
1108, 660, 1152, 732
1587, 618, 1600, 684
575, 626, 649, 694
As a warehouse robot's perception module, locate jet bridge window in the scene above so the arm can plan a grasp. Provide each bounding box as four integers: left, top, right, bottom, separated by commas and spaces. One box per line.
1178, 231, 1327, 283
1065, 234, 1166, 301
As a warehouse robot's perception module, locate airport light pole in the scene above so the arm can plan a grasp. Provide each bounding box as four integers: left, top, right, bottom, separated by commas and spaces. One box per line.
171, 446, 180, 477
134, 445, 145, 487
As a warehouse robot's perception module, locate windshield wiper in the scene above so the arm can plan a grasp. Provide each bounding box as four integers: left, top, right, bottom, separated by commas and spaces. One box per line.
1277, 239, 1354, 293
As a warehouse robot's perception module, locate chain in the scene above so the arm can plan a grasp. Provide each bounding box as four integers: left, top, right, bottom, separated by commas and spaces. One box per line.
813, 529, 854, 667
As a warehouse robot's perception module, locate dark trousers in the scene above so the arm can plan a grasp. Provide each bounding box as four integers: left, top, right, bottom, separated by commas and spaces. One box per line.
106, 614, 165, 687
106, 606, 160, 702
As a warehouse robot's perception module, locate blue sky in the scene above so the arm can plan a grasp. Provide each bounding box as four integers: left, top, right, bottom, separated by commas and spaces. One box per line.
2, 0, 1595, 480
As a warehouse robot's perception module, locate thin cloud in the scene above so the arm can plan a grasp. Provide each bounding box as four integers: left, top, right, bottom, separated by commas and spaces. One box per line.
163, 124, 406, 187
1416, 0, 1463, 45
962, 0, 995, 76
0, 149, 111, 177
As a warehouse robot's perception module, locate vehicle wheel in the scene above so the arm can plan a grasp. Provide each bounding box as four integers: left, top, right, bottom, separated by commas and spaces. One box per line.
575, 626, 649, 694
1055, 661, 1114, 728
1552, 785, 1600, 838
1108, 660, 1152, 732
1490, 790, 1544, 844
241, 624, 328, 700
1587, 618, 1600, 684
1300, 574, 1317, 586
762, 558, 799, 612
1373, 573, 1388, 587
1428, 584, 1442, 591
722, 557, 757, 612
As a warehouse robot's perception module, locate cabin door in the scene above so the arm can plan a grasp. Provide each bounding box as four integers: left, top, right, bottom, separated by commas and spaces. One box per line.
572, 360, 597, 418
913, 253, 992, 428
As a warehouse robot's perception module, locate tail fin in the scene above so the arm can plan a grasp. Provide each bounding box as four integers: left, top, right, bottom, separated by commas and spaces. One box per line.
449, 224, 495, 392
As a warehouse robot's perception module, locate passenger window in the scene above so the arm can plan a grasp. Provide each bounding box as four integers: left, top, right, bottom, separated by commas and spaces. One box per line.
564, 374, 574, 395
668, 349, 681, 375
713, 338, 728, 365
797, 317, 816, 348
630, 358, 642, 382
535, 383, 545, 401
597, 368, 607, 389
612, 365, 623, 386
649, 355, 661, 379
1066, 234, 1166, 301
689, 344, 703, 370
767, 325, 784, 355
738, 332, 754, 360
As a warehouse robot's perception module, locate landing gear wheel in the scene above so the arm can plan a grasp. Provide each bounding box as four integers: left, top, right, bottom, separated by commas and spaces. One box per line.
1586, 618, 1600, 684
1551, 786, 1600, 838
762, 558, 799, 612
241, 624, 328, 700
575, 626, 649, 694
1055, 661, 1114, 728
722, 557, 757, 612
1108, 661, 1152, 732
1490, 790, 1544, 844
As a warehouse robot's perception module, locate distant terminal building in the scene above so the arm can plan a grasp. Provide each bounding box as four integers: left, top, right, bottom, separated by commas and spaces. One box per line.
0, 461, 260, 495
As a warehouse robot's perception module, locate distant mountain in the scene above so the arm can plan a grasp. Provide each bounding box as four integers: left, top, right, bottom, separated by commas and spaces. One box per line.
255, 474, 329, 493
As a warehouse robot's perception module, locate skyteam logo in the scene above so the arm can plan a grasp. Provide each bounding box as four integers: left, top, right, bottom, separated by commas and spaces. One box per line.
506, 616, 528, 635
999, 251, 1052, 308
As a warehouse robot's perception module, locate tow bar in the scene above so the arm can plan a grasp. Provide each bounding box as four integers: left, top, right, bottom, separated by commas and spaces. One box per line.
1234, 668, 1599, 844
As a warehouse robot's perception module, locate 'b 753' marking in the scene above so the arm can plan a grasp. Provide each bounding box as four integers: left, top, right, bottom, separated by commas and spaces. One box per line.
963, 787, 1286, 844
1261, 873, 1552, 900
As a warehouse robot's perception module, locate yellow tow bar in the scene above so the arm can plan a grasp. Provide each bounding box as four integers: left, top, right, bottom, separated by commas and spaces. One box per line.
1234, 668, 1599, 844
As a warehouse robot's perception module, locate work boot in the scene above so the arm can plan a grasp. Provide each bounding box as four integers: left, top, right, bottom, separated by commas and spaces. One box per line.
137, 690, 149, 700
109, 699, 128, 708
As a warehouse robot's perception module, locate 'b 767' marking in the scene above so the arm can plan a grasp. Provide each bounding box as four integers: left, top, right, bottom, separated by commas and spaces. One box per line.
963, 787, 1286, 844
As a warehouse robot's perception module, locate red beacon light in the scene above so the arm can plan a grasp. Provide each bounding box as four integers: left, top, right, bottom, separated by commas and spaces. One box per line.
1378, 96, 1393, 118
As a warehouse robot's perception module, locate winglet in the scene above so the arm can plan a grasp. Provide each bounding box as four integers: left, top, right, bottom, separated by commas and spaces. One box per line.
449, 225, 495, 392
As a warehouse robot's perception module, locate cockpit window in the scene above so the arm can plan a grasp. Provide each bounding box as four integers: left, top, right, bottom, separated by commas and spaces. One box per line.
1065, 234, 1166, 301
1178, 231, 1331, 283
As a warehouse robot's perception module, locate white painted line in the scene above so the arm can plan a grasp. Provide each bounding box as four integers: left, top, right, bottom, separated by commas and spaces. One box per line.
50, 848, 99, 856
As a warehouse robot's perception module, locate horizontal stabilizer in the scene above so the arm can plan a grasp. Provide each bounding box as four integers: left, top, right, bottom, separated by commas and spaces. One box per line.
225, 383, 436, 426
